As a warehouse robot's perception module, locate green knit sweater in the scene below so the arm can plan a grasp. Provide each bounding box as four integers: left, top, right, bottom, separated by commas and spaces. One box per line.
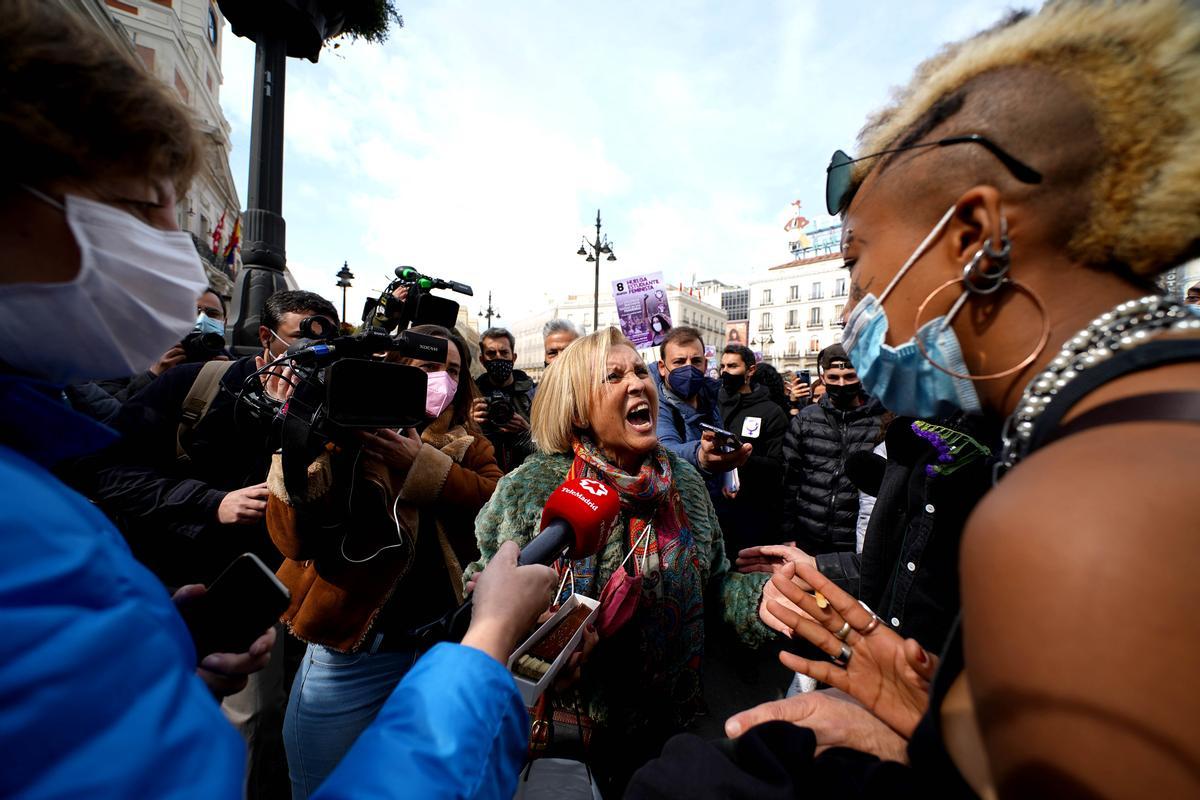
467, 449, 771, 728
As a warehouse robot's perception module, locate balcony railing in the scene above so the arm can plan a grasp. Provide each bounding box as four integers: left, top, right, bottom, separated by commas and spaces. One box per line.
784, 322, 803, 330
808, 320, 825, 329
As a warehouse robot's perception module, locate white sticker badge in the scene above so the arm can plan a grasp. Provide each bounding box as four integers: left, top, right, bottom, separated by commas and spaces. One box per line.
741, 416, 762, 439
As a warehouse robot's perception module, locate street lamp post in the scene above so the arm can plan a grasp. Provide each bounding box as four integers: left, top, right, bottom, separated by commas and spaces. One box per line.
575, 209, 617, 330
335, 261, 354, 324
751, 335, 776, 362
478, 291, 500, 330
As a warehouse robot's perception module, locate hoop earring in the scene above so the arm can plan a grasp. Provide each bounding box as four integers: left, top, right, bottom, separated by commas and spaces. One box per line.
913, 271, 1050, 382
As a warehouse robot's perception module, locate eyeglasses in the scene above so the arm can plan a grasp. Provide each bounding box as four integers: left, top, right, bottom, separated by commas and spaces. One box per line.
825, 134, 1043, 215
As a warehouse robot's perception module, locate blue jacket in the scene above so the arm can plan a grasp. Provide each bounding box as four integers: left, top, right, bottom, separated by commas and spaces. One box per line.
654, 371, 723, 497
0, 375, 528, 800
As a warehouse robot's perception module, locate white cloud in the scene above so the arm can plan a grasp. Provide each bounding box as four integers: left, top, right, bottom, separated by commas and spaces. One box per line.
219, 0, 1022, 326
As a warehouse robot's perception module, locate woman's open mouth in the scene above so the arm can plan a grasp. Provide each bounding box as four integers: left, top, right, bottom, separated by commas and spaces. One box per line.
625, 401, 654, 432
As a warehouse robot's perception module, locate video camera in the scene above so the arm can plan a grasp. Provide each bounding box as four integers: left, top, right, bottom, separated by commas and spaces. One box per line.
237, 266, 473, 502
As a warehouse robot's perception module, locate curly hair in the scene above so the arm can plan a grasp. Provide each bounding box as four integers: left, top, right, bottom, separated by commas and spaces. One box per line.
848, 0, 1200, 278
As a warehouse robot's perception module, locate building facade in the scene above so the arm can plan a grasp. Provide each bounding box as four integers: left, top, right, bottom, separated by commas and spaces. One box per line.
509, 289, 728, 382
65, 0, 242, 295
746, 252, 847, 372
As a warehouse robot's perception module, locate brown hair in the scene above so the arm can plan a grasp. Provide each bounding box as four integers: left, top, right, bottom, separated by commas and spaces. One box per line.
407, 324, 482, 434
657, 325, 704, 362
0, 0, 202, 193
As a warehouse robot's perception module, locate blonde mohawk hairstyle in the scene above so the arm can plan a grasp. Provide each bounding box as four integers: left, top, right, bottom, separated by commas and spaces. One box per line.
851, 0, 1200, 277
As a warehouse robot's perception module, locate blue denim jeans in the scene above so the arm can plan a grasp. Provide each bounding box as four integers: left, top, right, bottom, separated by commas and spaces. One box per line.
284, 642, 418, 799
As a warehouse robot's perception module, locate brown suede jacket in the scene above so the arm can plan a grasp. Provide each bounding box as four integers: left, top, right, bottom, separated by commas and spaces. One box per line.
266, 411, 501, 652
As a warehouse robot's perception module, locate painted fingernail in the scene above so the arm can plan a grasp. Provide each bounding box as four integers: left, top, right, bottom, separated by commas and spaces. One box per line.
814, 591, 829, 609
916, 649, 928, 664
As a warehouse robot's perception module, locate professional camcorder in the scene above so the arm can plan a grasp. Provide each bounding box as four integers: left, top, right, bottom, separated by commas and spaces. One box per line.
237, 266, 473, 502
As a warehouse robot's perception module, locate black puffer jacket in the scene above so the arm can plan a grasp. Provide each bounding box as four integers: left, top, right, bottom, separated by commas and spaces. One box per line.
782, 394, 887, 555
718, 385, 788, 552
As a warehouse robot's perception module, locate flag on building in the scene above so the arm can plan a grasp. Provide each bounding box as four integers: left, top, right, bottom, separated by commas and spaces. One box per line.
223, 217, 241, 267
211, 210, 227, 255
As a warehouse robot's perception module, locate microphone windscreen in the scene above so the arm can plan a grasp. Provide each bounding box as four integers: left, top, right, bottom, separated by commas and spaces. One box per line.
539, 477, 621, 559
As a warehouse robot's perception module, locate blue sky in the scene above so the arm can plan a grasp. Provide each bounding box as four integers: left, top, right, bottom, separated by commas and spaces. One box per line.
219, 0, 1021, 328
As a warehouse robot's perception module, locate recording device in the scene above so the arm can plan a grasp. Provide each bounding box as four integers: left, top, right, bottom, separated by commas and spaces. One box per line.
700, 422, 743, 453
411, 477, 622, 647
798, 369, 811, 386
235, 266, 473, 502
180, 331, 226, 363
179, 553, 290, 659
485, 390, 515, 426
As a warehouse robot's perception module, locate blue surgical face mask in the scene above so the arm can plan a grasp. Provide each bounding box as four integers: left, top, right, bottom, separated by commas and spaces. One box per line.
667, 364, 705, 399
195, 313, 224, 337
841, 205, 983, 419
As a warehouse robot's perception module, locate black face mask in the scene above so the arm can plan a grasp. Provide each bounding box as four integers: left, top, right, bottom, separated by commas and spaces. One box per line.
720, 371, 745, 392
825, 382, 862, 409
484, 358, 514, 384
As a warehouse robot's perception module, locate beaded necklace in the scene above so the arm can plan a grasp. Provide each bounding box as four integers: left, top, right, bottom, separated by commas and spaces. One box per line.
994, 294, 1200, 482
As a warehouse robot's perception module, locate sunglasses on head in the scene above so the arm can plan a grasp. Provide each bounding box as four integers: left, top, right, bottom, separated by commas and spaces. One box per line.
825, 133, 1043, 215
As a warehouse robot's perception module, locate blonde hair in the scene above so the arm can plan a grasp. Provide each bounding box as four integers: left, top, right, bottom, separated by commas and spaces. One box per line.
530, 326, 637, 454
849, 0, 1200, 277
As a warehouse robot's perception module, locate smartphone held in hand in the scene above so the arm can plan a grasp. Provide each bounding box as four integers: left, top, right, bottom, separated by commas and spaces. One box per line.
180, 553, 290, 658
699, 422, 744, 453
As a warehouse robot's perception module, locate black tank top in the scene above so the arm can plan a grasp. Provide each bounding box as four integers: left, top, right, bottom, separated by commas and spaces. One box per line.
908, 338, 1200, 797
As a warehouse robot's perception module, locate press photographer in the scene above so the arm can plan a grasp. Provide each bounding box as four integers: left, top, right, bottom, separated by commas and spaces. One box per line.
65, 288, 230, 424
472, 326, 535, 472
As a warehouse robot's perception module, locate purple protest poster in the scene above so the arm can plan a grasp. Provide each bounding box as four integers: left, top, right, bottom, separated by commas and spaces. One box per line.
611, 272, 672, 348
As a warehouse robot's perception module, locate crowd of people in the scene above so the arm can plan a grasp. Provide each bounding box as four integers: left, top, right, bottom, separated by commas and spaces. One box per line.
2, 0, 1199, 798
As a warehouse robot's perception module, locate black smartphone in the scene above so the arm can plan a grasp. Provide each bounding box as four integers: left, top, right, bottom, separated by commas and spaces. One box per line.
699, 422, 743, 453
798, 369, 811, 385
180, 553, 290, 659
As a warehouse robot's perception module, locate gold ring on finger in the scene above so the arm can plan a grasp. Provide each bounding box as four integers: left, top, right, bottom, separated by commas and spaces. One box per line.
858, 613, 881, 635
834, 622, 852, 641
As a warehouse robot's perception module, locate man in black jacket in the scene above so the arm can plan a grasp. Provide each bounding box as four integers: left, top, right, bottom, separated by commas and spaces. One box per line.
717, 345, 788, 552
471, 327, 534, 473
780, 344, 888, 558
83, 289, 339, 586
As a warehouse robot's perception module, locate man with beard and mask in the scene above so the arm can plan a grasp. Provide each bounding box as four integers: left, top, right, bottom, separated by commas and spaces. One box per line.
654, 326, 750, 501
717, 344, 788, 553
471, 327, 534, 473
777, 344, 889, 563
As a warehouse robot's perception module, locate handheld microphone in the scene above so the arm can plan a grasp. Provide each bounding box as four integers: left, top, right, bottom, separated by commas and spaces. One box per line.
519, 477, 621, 565
412, 477, 620, 646
395, 266, 475, 297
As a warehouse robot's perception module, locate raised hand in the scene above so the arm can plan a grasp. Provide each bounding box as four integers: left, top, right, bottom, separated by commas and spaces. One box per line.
765, 561, 935, 738
757, 561, 814, 636
736, 543, 816, 575
725, 690, 909, 762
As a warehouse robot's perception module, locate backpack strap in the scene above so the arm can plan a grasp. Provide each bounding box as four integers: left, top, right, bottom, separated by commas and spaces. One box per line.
176, 360, 235, 463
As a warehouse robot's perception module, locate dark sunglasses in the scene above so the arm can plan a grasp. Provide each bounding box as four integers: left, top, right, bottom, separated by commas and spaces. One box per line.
825, 133, 1043, 215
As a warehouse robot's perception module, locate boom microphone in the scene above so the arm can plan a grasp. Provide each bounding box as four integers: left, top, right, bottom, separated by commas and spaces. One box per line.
411, 477, 621, 647
395, 266, 475, 297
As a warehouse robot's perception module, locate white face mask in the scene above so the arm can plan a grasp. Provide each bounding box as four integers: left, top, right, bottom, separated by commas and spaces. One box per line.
0, 189, 208, 384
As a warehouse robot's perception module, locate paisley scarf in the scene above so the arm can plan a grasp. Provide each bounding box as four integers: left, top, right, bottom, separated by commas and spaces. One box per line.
563, 436, 707, 721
